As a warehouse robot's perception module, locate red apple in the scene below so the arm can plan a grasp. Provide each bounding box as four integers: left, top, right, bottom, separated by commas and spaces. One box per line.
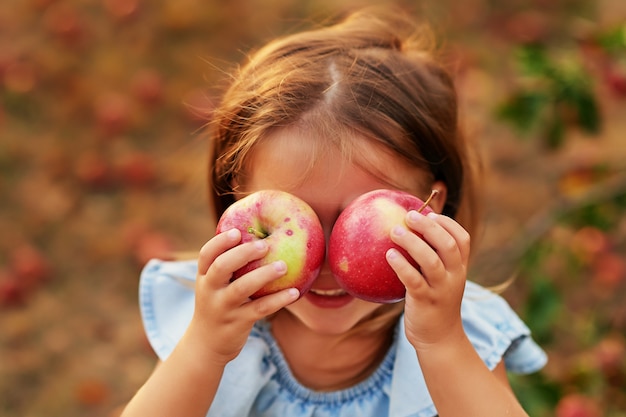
43, 4, 88, 49
329, 189, 437, 303
131, 69, 163, 106
215, 190, 325, 299
555, 394, 601, 417
116, 151, 157, 188
93, 92, 132, 137
103, 0, 141, 22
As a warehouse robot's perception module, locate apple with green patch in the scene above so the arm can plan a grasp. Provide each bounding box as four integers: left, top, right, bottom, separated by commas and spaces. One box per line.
328, 189, 438, 303
216, 190, 325, 299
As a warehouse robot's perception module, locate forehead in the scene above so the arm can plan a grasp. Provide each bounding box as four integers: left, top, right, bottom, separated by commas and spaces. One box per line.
239, 125, 430, 197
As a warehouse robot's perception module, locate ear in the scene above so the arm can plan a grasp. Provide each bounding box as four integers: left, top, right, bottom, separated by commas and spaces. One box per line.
428, 181, 447, 214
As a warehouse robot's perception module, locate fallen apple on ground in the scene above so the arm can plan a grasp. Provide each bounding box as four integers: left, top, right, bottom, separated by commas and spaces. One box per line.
328, 189, 437, 303
215, 190, 325, 299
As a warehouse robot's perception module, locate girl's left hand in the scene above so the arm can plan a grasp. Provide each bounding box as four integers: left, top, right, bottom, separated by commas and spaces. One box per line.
386, 211, 470, 350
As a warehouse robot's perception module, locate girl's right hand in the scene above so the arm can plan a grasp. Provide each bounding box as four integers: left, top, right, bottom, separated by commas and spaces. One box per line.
183, 228, 300, 365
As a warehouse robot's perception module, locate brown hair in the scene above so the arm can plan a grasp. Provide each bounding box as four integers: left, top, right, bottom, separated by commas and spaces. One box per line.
205, 7, 483, 330
208, 6, 480, 238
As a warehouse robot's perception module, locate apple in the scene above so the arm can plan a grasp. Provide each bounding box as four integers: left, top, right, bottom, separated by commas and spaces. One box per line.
555, 394, 601, 417
328, 189, 437, 303
131, 69, 164, 106
93, 92, 132, 137
215, 190, 325, 299
116, 151, 157, 188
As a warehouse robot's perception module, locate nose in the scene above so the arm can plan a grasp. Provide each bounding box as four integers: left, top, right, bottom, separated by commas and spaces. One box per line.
315, 225, 341, 288
321, 218, 339, 270
309, 202, 344, 277
317, 206, 343, 243
313, 262, 341, 289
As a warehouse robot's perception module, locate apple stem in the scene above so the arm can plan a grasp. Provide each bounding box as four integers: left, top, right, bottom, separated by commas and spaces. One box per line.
417, 189, 439, 213
247, 227, 268, 239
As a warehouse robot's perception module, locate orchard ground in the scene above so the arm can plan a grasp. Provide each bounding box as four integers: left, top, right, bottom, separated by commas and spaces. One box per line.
1, 1, 625, 416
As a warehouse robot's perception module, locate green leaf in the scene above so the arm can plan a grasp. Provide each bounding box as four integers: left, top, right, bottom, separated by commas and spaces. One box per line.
574, 89, 601, 133
544, 112, 565, 149
596, 24, 626, 53
517, 44, 552, 77
510, 372, 561, 417
497, 90, 548, 133
522, 272, 563, 344
499, 43, 602, 149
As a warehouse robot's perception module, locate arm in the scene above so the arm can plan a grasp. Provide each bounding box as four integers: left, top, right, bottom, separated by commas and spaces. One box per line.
121, 229, 299, 417
387, 212, 528, 417
412, 326, 526, 417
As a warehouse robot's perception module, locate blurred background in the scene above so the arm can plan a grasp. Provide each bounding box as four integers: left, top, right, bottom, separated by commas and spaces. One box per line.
1, 0, 625, 416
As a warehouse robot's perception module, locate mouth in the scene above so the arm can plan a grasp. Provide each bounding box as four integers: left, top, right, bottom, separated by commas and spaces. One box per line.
304, 287, 354, 309
308, 288, 347, 296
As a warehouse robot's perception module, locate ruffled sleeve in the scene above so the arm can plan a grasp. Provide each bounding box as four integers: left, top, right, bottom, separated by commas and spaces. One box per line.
461, 281, 547, 374
388, 280, 547, 417
139, 259, 278, 416
139, 258, 198, 360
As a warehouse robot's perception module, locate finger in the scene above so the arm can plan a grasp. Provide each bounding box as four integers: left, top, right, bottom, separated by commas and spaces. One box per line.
405, 211, 463, 270
385, 247, 431, 289
204, 239, 270, 288
241, 287, 300, 320
197, 228, 242, 274
426, 213, 471, 265
227, 260, 288, 301
389, 225, 445, 285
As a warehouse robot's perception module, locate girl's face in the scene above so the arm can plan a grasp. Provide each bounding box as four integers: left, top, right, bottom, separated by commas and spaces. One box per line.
241, 126, 446, 336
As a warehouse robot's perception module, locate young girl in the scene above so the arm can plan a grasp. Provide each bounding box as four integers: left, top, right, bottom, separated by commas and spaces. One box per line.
122, 7, 546, 417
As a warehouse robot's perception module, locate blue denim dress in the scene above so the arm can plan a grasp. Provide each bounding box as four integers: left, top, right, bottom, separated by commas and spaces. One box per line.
139, 259, 547, 417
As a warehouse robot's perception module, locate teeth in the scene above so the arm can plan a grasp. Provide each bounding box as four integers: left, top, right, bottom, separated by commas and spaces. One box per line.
310, 288, 346, 296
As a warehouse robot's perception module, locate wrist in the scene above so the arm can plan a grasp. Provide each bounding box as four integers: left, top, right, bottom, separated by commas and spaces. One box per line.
177, 322, 236, 370
409, 320, 468, 357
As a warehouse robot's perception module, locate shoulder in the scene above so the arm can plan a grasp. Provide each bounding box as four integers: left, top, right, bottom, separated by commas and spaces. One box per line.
139, 258, 198, 359
460, 281, 547, 374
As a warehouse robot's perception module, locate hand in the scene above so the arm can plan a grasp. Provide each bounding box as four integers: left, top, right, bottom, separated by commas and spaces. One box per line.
183, 228, 300, 365
386, 211, 470, 350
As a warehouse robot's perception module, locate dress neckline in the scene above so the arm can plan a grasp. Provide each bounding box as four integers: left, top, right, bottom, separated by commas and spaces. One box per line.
252, 320, 398, 405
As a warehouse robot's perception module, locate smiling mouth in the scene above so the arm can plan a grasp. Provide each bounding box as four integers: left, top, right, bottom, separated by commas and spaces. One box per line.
308, 288, 347, 296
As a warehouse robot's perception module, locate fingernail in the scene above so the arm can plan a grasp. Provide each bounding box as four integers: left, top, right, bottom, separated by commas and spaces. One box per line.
227, 228, 240, 239
254, 240, 267, 250
392, 225, 406, 236
408, 210, 422, 222
386, 248, 399, 260
287, 288, 299, 299
273, 260, 287, 273
427, 212, 438, 219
